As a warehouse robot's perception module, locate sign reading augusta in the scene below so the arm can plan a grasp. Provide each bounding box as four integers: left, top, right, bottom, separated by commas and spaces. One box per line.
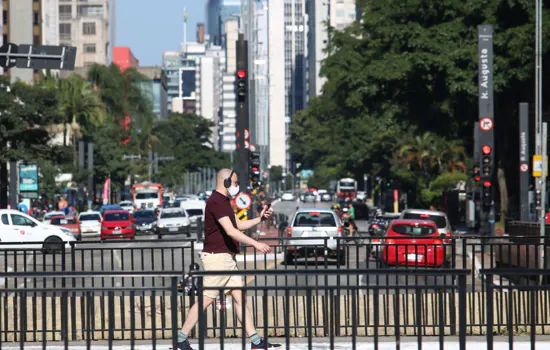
19, 163, 38, 192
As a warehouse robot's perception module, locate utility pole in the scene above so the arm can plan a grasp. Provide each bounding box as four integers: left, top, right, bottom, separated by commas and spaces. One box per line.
535, 0, 544, 222
87, 143, 94, 209
0, 42, 76, 208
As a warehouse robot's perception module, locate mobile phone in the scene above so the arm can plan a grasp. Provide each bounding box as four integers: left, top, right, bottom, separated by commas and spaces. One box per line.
266, 203, 271, 209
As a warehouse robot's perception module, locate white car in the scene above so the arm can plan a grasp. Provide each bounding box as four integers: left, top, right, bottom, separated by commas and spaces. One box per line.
43, 211, 65, 222
78, 211, 102, 237
156, 208, 191, 236
0, 209, 76, 252
180, 200, 206, 226
119, 201, 134, 213
281, 192, 295, 201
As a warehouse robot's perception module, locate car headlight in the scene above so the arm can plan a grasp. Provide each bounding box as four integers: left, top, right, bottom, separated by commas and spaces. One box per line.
158, 223, 165, 228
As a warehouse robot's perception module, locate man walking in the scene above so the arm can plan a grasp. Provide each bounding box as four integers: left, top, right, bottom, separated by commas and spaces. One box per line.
174, 168, 281, 350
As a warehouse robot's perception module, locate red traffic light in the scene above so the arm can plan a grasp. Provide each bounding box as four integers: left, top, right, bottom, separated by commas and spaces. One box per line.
482, 145, 492, 155
483, 181, 492, 187
251, 167, 259, 171
475, 176, 480, 181
237, 70, 246, 79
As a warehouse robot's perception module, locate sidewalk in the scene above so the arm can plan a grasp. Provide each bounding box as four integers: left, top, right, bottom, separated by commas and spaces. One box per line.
7, 337, 550, 349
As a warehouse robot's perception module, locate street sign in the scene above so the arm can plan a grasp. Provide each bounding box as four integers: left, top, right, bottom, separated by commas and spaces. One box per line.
235, 192, 252, 210
16, 44, 77, 70
0, 43, 18, 68
244, 129, 250, 140
250, 144, 256, 152
533, 155, 548, 177
479, 117, 493, 131
244, 140, 250, 150
520, 163, 529, 172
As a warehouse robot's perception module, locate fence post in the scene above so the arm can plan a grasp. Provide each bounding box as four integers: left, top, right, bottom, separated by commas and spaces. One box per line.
197, 276, 205, 350
171, 277, 179, 350
19, 291, 27, 349
108, 291, 115, 350
486, 273, 494, 350
458, 274, 467, 350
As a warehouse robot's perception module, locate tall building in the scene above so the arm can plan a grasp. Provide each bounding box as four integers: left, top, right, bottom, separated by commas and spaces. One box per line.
206, 0, 240, 46
267, 0, 308, 169
220, 20, 239, 153
42, 0, 59, 47
196, 55, 221, 149
307, 0, 356, 98
113, 46, 139, 71
3, 0, 43, 83
136, 66, 168, 120
58, 0, 114, 68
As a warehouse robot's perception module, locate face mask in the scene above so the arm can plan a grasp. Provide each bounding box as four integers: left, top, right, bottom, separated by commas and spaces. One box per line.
228, 185, 240, 197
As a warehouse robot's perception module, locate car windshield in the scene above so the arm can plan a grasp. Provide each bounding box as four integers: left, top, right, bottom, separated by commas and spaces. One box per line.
80, 214, 101, 221
402, 213, 447, 228
104, 213, 129, 221
161, 211, 186, 219
51, 217, 77, 225
133, 211, 155, 219
294, 212, 336, 227
391, 224, 437, 235
136, 193, 158, 199
186, 209, 203, 216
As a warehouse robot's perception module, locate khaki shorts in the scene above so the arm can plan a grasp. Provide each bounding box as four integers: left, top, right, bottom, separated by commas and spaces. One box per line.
200, 252, 244, 299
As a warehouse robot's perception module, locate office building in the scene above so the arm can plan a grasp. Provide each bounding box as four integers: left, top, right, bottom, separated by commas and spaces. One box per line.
267, 0, 307, 169
220, 20, 239, 152
206, 0, 240, 46
113, 46, 139, 71
307, 0, 356, 98
2, 0, 43, 83
42, 0, 59, 47
136, 66, 168, 120
58, 0, 115, 68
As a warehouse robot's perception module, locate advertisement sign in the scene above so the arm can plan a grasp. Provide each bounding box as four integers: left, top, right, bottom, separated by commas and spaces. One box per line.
103, 178, 110, 204
19, 163, 38, 192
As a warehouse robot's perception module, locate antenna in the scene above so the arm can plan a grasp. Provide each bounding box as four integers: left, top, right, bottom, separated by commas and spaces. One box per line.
183, 8, 188, 46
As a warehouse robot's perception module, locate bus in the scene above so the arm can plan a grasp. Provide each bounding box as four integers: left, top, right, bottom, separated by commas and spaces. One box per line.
132, 183, 163, 209
337, 178, 357, 201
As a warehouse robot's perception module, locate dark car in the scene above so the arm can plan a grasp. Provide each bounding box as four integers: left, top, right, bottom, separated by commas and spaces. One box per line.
99, 204, 123, 215
133, 210, 157, 235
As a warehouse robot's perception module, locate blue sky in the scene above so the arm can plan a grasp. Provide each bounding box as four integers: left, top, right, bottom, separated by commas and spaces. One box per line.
115, 0, 205, 66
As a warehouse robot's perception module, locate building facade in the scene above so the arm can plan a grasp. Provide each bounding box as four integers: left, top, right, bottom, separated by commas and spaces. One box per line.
113, 46, 138, 71
307, 0, 356, 98
206, 0, 240, 47
220, 20, 239, 153
58, 0, 114, 68
136, 66, 168, 120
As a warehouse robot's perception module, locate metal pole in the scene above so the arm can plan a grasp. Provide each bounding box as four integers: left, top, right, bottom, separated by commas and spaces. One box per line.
540, 122, 547, 284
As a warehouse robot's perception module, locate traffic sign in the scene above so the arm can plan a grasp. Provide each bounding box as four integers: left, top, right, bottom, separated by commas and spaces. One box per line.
479, 117, 493, 131
250, 144, 256, 152
244, 140, 250, 150
0, 43, 18, 68
16, 44, 77, 70
533, 155, 548, 177
520, 163, 529, 172
235, 192, 252, 210
244, 129, 250, 140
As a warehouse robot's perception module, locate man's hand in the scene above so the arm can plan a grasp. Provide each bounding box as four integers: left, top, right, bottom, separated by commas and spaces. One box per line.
254, 242, 272, 254
260, 205, 273, 221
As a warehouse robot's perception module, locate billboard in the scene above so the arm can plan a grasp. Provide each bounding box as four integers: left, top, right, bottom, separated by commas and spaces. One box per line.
19, 163, 38, 192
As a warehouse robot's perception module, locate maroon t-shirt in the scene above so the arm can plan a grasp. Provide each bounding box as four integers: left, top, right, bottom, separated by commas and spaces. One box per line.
202, 190, 240, 254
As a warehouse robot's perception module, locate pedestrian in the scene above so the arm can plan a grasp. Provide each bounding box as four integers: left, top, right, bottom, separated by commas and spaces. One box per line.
16, 198, 28, 215
174, 168, 280, 350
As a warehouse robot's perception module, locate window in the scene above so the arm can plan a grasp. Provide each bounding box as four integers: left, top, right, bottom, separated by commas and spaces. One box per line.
51, 217, 77, 225
185, 209, 203, 217
82, 22, 96, 35
293, 212, 337, 227
83, 43, 96, 53
33, 12, 40, 25
33, 35, 40, 45
391, 224, 437, 236
3, 10, 7, 25
104, 213, 129, 221
59, 23, 71, 40
402, 213, 447, 229
1, 214, 8, 225
136, 193, 159, 200
59, 5, 71, 20
159, 210, 187, 219
10, 214, 35, 227
79, 214, 101, 221
79, 5, 104, 18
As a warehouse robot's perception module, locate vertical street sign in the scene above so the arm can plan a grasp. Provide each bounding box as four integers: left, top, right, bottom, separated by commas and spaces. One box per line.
478, 25, 494, 233
519, 103, 530, 221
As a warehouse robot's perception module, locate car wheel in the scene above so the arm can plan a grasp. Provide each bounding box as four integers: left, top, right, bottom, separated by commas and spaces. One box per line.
42, 236, 64, 254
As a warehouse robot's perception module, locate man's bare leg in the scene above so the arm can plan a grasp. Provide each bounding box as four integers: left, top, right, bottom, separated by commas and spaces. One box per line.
230, 289, 258, 337
180, 295, 215, 335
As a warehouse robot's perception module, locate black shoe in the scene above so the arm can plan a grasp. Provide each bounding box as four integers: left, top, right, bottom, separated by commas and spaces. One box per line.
171, 339, 193, 350
251, 339, 282, 349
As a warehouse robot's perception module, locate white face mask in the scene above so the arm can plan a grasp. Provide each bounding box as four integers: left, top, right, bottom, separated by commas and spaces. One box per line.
228, 185, 240, 197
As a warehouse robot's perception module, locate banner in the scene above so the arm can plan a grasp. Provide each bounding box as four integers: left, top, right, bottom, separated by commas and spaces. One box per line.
103, 178, 110, 204
19, 163, 38, 192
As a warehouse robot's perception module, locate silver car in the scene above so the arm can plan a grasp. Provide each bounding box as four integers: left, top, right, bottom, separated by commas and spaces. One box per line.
285, 208, 345, 264
399, 209, 452, 235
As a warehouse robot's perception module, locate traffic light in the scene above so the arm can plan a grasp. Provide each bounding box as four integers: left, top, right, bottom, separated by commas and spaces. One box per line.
536, 188, 542, 209
481, 145, 492, 177
249, 152, 261, 189
473, 163, 480, 182
482, 180, 492, 209
236, 69, 247, 103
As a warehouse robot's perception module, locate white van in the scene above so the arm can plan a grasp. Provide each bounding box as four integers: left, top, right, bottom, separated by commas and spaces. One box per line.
180, 200, 206, 227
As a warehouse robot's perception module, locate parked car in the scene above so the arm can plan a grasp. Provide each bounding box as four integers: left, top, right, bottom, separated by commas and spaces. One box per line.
284, 208, 345, 264
49, 216, 81, 241
0, 209, 76, 252
100, 210, 135, 240
43, 211, 65, 222
399, 209, 452, 236
281, 192, 295, 201
378, 219, 452, 267
133, 210, 157, 235
156, 208, 191, 237
78, 211, 102, 237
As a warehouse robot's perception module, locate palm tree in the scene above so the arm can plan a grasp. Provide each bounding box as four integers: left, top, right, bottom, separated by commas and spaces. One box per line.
399, 132, 438, 175
59, 75, 103, 167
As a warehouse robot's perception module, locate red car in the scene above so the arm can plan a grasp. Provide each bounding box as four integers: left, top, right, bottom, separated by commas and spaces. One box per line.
380, 219, 451, 267
50, 216, 81, 241
100, 210, 135, 240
